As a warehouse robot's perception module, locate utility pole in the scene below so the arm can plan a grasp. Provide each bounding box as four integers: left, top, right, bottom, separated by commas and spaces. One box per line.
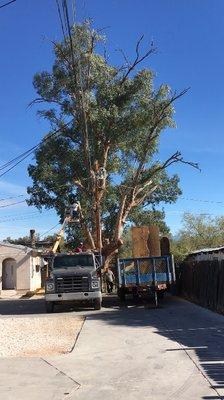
30, 229, 36, 248
95, 185, 102, 253
94, 161, 102, 253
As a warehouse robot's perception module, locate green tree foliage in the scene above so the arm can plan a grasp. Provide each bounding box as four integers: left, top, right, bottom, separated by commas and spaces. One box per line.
171, 213, 224, 261
27, 22, 197, 264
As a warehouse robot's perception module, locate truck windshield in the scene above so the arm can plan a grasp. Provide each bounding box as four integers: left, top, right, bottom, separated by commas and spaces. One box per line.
53, 255, 94, 268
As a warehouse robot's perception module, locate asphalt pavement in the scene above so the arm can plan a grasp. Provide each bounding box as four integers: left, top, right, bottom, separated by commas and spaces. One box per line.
1, 295, 224, 399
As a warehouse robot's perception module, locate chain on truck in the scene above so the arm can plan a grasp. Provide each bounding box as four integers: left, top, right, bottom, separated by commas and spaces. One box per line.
44, 202, 102, 313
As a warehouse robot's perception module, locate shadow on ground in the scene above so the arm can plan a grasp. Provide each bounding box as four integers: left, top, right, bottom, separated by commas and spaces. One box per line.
0, 294, 119, 315
1, 294, 224, 399
0, 298, 46, 315
90, 295, 224, 399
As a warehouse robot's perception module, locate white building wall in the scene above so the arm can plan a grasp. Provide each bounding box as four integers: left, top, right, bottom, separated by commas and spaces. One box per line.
0, 245, 31, 291
16, 254, 31, 290
29, 255, 42, 291
0, 243, 42, 292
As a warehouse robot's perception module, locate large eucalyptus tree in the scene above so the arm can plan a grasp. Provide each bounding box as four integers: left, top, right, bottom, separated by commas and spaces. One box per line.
28, 22, 197, 265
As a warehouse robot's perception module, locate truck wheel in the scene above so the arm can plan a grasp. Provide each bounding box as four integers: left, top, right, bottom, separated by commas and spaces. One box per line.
132, 287, 140, 303
93, 298, 102, 310
158, 291, 164, 300
118, 288, 126, 302
46, 301, 54, 313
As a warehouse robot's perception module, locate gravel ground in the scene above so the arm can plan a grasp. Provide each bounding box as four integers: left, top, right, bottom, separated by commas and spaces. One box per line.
0, 314, 84, 357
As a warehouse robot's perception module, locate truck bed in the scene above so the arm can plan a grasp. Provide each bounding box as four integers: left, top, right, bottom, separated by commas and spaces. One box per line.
118, 255, 175, 288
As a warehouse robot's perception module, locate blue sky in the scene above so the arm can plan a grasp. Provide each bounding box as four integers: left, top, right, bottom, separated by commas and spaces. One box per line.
0, 0, 223, 239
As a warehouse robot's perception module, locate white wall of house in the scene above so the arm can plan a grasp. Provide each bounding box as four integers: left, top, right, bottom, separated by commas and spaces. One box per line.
0, 243, 43, 292
14, 254, 31, 290
29, 255, 42, 291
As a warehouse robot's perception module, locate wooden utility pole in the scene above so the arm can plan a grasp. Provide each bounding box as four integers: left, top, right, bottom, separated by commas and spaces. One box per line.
94, 160, 103, 253
95, 183, 102, 253
30, 229, 36, 248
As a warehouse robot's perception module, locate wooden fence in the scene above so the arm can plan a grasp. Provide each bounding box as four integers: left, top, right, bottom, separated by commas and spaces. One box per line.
180, 260, 224, 313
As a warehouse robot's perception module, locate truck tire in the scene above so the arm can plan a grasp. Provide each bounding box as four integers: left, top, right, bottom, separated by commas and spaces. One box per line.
158, 291, 164, 300
46, 301, 54, 313
93, 298, 102, 310
132, 287, 140, 302
118, 288, 126, 302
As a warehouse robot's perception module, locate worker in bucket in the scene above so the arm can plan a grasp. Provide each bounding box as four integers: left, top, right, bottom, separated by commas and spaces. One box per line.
70, 201, 80, 221
104, 267, 115, 293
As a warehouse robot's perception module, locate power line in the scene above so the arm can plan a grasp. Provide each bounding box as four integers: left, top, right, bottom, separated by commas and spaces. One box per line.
0, 178, 89, 204
0, 147, 36, 172
2, 189, 224, 207
180, 197, 224, 206
0, 200, 26, 208
0, 152, 35, 179
0, 120, 72, 179
71, 0, 76, 24
40, 223, 60, 238
0, 194, 25, 202
0, 0, 16, 9
165, 210, 224, 217
60, 0, 93, 179
0, 214, 48, 224
0, 209, 54, 220
56, 0, 66, 39
0, 211, 40, 220
0, 121, 71, 173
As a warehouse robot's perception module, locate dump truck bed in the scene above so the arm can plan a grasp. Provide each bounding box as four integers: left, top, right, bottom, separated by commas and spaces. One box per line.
117, 255, 175, 305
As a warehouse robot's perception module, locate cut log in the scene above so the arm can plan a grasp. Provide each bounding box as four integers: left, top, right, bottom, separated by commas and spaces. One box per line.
132, 226, 149, 258
147, 225, 161, 257
160, 236, 170, 256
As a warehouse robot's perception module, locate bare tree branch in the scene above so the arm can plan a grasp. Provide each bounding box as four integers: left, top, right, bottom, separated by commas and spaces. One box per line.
134, 184, 158, 207
74, 179, 86, 191
152, 151, 200, 175
120, 35, 157, 85
102, 143, 110, 168
27, 97, 65, 109
131, 88, 191, 186
116, 48, 130, 66
79, 207, 95, 249
135, 180, 153, 196
86, 32, 96, 91
115, 194, 127, 241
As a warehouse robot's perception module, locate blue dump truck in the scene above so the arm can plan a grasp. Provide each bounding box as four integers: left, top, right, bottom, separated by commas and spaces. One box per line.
117, 255, 175, 306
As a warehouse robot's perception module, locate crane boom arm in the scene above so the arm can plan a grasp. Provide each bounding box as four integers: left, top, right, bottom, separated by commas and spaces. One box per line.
52, 217, 68, 253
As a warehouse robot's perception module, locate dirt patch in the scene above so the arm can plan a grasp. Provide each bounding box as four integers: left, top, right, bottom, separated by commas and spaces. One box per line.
0, 314, 84, 357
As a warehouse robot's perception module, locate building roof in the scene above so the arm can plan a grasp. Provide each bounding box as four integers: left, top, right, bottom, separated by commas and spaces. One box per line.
0, 241, 32, 251
189, 246, 224, 256
0, 242, 43, 254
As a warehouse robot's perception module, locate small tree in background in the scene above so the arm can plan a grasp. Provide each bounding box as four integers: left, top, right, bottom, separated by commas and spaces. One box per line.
3, 235, 39, 246
171, 213, 224, 261
27, 22, 198, 266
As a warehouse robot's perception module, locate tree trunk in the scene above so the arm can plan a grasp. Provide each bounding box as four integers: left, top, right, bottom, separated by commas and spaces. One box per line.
95, 182, 102, 253
102, 238, 123, 270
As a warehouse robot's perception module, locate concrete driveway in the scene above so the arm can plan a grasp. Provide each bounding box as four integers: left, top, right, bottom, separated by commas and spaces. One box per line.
1, 295, 224, 399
